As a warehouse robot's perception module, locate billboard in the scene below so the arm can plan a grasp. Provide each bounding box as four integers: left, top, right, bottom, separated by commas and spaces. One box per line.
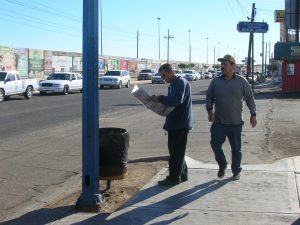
275, 10, 285, 23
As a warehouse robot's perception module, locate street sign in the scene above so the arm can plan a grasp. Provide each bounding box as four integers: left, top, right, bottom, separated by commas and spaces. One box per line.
237, 22, 269, 33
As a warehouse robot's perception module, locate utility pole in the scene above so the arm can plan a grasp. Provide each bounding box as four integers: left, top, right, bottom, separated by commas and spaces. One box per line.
157, 17, 161, 60
265, 42, 268, 78
213, 46, 216, 70
261, 32, 264, 81
164, 29, 174, 63
188, 29, 191, 62
206, 37, 209, 65
100, 0, 103, 56
136, 30, 139, 59
246, 3, 256, 92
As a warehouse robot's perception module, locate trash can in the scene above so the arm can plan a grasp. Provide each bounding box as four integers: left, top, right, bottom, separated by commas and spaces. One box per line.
99, 127, 129, 180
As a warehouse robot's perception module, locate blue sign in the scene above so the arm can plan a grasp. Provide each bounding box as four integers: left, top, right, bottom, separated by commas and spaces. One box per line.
237, 22, 269, 33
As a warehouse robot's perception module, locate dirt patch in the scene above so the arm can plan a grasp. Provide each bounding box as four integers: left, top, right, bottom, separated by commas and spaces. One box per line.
44, 159, 167, 213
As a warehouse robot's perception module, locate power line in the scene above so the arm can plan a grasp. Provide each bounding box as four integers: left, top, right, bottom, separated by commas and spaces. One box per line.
226, 0, 239, 20
236, 0, 249, 19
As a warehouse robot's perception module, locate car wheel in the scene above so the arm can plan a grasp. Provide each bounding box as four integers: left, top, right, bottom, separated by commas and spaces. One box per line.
0, 89, 4, 103
62, 85, 69, 95
118, 82, 122, 89
126, 80, 130, 88
40, 91, 46, 95
100, 85, 104, 89
24, 86, 33, 99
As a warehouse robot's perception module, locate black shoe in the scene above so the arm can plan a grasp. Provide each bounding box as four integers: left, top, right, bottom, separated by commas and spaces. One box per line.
181, 176, 188, 182
232, 172, 240, 180
158, 178, 180, 186
217, 166, 226, 179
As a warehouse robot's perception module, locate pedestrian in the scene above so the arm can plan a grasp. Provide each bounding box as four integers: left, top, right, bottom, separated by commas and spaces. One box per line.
151, 63, 193, 186
206, 55, 257, 180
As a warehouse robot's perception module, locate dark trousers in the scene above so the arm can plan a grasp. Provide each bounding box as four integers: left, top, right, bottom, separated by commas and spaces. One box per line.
168, 129, 188, 181
210, 122, 243, 174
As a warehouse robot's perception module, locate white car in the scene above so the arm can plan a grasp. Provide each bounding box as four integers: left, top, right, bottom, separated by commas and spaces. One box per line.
99, 70, 130, 89
39, 72, 83, 95
183, 70, 198, 81
151, 73, 165, 84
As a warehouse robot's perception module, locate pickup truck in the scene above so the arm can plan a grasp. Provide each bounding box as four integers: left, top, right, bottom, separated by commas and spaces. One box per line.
0, 71, 38, 103
137, 69, 156, 81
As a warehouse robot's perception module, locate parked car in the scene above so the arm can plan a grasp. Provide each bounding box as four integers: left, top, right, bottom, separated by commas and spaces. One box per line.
151, 73, 165, 84
137, 69, 155, 80
182, 70, 198, 81
0, 71, 38, 102
99, 70, 130, 89
39, 72, 83, 95
204, 72, 213, 79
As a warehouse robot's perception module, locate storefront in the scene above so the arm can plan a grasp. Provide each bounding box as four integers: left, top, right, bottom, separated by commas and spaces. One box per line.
274, 42, 300, 92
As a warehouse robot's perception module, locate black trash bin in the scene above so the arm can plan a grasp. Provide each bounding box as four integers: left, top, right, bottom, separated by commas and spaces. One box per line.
99, 127, 129, 180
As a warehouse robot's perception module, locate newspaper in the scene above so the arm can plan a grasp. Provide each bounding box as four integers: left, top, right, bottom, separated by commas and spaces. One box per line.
131, 85, 174, 117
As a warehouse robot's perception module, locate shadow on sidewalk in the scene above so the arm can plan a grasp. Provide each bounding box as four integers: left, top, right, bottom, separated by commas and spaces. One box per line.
0, 206, 74, 225
74, 178, 232, 225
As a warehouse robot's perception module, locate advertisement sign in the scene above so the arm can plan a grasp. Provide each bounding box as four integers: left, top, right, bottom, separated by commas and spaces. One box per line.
73, 56, 82, 72
29, 49, 44, 78
52, 56, 72, 72
44, 51, 53, 75
120, 60, 128, 71
275, 10, 285, 23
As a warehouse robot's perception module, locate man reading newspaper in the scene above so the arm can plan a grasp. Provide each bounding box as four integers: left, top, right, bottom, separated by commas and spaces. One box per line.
150, 63, 193, 186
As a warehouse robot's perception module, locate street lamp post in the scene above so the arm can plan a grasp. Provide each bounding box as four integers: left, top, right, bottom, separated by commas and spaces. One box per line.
218, 42, 220, 59
157, 17, 161, 61
206, 37, 208, 65
188, 29, 191, 62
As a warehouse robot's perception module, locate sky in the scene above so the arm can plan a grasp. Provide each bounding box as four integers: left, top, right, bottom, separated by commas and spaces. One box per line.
0, 0, 285, 65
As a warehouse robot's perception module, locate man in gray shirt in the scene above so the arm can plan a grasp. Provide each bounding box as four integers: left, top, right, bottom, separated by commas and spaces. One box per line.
206, 55, 257, 180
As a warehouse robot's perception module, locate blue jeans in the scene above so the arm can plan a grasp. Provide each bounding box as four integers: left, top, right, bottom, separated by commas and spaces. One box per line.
210, 122, 243, 174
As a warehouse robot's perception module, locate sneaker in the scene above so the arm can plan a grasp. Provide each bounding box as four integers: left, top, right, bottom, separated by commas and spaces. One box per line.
158, 178, 180, 186
232, 172, 240, 180
217, 166, 226, 179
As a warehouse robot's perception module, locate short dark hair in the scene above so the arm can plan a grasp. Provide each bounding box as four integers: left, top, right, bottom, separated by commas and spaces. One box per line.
158, 63, 173, 73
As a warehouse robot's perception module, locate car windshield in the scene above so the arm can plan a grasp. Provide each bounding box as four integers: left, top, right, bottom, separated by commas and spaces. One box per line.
105, 71, 121, 76
141, 70, 152, 73
183, 71, 193, 74
47, 73, 70, 80
0, 72, 7, 81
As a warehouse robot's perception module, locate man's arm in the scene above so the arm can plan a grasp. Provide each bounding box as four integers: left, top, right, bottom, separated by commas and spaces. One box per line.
206, 80, 215, 122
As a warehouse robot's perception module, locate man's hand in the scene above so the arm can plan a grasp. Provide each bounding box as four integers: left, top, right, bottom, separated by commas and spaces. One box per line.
150, 95, 160, 103
250, 116, 257, 128
208, 111, 214, 122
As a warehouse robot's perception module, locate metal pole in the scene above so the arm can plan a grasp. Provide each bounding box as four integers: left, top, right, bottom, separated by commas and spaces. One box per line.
218, 42, 220, 59
164, 29, 173, 63
261, 32, 264, 81
137, 30, 139, 59
157, 17, 161, 61
206, 37, 208, 65
252, 34, 254, 92
100, 0, 103, 56
76, 0, 102, 210
167, 29, 170, 63
188, 29, 191, 62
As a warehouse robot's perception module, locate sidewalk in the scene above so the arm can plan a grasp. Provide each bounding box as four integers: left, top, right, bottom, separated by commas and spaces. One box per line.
3, 156, 299, 225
